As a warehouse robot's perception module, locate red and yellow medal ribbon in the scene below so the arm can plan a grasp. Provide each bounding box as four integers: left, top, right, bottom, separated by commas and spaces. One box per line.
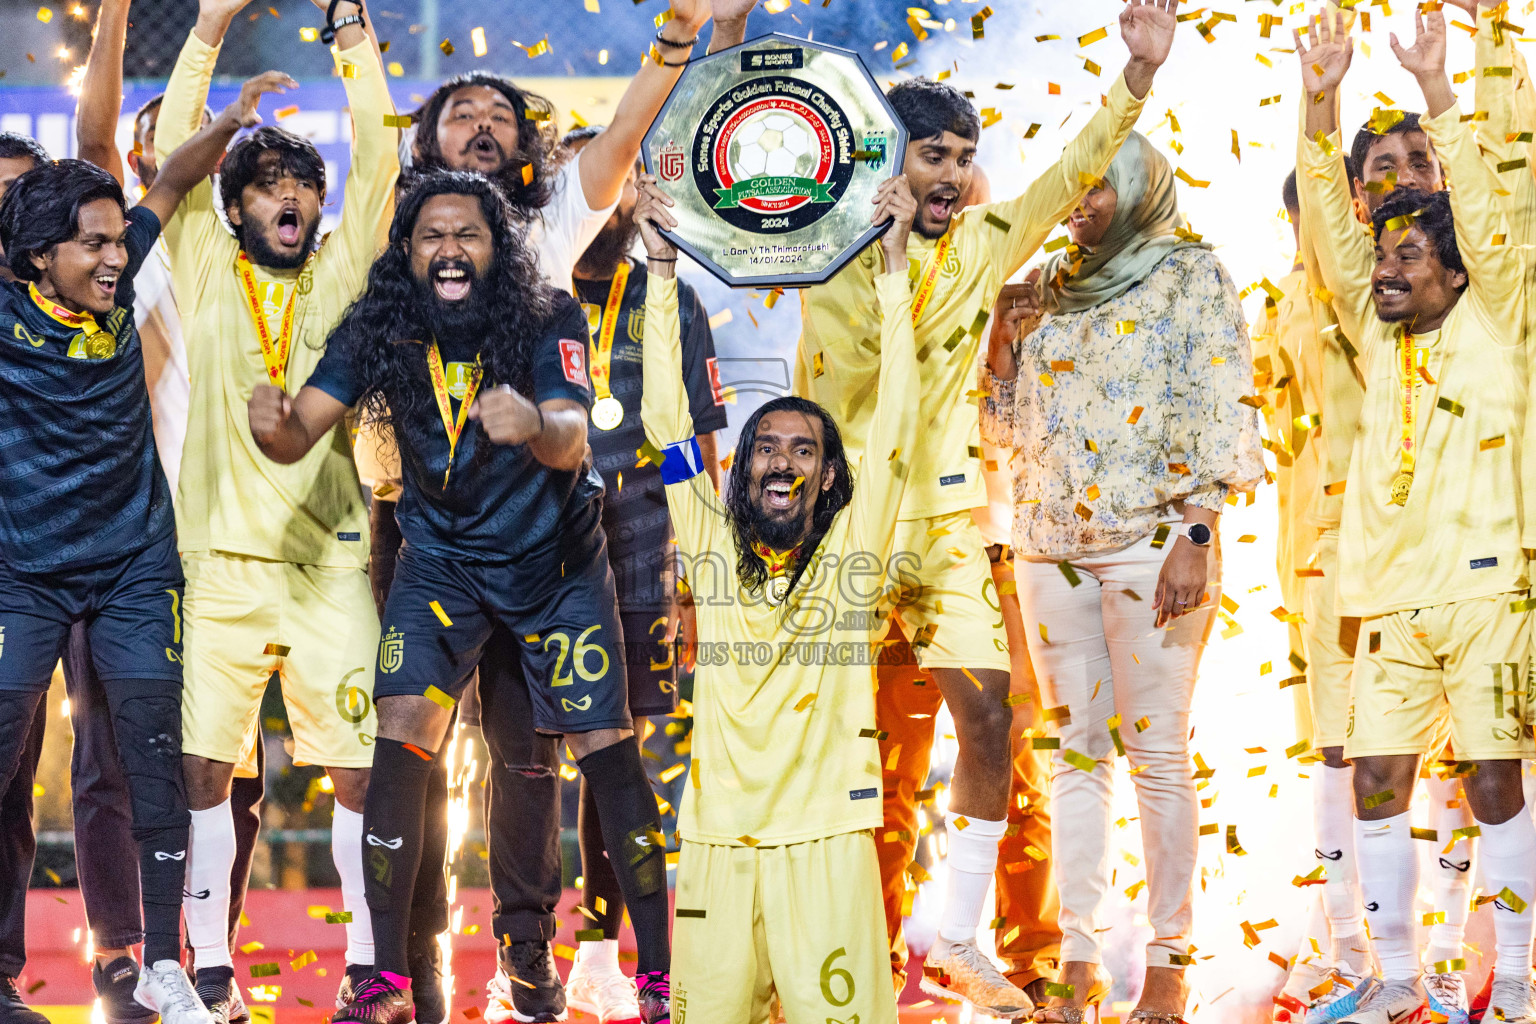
1392, 327, 1417, 505
28, 283, 99, 331
909, 233, 951, 325
589, 260, 630, 402
751, 541, 802, 576
29, 283, 114, 358
426, 340, 483, 489
236, 252, 299, 391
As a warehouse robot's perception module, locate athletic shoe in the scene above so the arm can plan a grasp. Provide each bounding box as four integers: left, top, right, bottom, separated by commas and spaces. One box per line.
0, 974, 49, 1024
135, 960, 214, 1024
331, 972, 413, 1024
1337, 979, 1428, 1024
486, 941, 567, 1024
1306, 968, 1378, 1024
566, 955, 640, 1024
1276, 958, 1334, 1022
919, 939, 1034, 1017
336, 964, 375, 1010
409, 935, 447, 1024
92, 957, 158, 1024
225, 982, 248, 1024
1486, 973, 1536, 1024
635, 971, 670, 1024
193, 967, 237, 1024
1421, 963, 1469, 1024
1468, 970, 1492, 1023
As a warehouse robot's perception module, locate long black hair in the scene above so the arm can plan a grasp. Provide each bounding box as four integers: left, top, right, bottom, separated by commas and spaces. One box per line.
410, 72, 559, 222
0, 159, 125, 283
723, 396, 854, 596
1371, 188, 1465, 284
325, 170, 557, 481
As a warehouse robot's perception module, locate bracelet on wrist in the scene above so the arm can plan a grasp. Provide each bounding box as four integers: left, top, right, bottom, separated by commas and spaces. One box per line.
655, 29, 700, 49
321, 0, 365, 44
648, 256, 678, 262
536, 407, 547, 438
647, 43, 689, 67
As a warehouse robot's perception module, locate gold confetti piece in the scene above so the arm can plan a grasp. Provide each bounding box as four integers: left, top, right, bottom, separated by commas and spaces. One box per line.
1074, 502, 1093, 521
1362, 789, 1395, 809
522, 163, 535, 186
324, 911, 352, 923
1063, 749, 1096, 772
1038, 372, 1055, 387
383, 114, 413, 128
1226, 825, 1247, 855
793, 693, 817, 712
1031, 736, 1060, 749
1085, 484, 1100, 500
1167, 462, 1191, 475
1436, 397, 1465, 417
291, 951, 317, 971
300, 26, 318, 41
1050, 360, 1075, 372
1175, 168, 1209, 188
239, 942, 264, 954
250, 964, 280, 978
423, 685, 457, 710
1511, 597, 1536, 613
439, 38, 454, 55
858, 728, 889, 740
1058, 561, 1082, 587
1115, 321, 1136, 334
1126, 406, 1144, 425
1285, 738, 1309, 758
984, 211, 1011, 232
429, 601, 453, 626
1433, 958, 1468, 974
1150, 523, 1172, 549
471, 26, 488, 56
36, 6, 51, 21
1038, 622, 1049, 643
737, 835, 759, 847
658, 762, 686, 784
262, 643, 291, 657
1002, 693, 1031, 707
1043, 235, 1072, 253
1498, 887, 1530, 913
1479, 435, 1507, 451
338, 62, 358, 78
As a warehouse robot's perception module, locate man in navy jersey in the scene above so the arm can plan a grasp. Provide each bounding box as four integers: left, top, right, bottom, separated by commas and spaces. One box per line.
249, 171, 676, 1024
0, 72, 296, 1024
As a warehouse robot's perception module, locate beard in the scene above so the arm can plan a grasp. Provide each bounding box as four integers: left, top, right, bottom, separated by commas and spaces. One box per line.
575, 216, 639, 277
745, 472, 812, 551
242, 218, 320, 271
416, 260, 494, 340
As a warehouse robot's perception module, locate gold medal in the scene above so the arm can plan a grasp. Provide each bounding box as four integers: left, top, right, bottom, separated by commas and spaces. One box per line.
767, 575, 790, 606
591, 395, 624, 431
83, 331, 116, 360
1389, 472, 1413, 506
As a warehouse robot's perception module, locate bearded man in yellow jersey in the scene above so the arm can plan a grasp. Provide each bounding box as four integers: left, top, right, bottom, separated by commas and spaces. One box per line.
790, 0, 1177, 1014
634, 154, 919, 1022
1297, 10, 1536, 1024
153, 0, 399, 1016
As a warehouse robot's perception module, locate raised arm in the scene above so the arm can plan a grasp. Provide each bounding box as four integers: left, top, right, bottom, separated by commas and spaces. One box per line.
249, 383, 348, 464
311, 0, 400, 298
138, 71, 298, 230
1295, 10, 1374, 344
576, 0, 712, 210
980, 0, 1174, 276
1471, 2, 1536, 252
75, 0, 129, 185
705, 0, 755, 53
1398, 7, 1522, 325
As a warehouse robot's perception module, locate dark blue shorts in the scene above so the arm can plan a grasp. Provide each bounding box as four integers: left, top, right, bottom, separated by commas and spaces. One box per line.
0, 531, 184, 692
375, 532, 632, 734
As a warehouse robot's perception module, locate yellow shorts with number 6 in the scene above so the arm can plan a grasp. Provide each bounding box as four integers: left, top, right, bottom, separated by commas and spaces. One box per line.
672, 830, 897, 1024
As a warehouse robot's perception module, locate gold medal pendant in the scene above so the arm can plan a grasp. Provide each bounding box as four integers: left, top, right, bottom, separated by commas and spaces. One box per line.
1389, 472, 1413, 506
591, 395, 624, 431
766, 575, 790, 606
83, 330, 115, 360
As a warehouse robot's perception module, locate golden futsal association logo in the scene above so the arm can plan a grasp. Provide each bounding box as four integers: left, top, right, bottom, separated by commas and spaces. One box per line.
379, 627, 404, 674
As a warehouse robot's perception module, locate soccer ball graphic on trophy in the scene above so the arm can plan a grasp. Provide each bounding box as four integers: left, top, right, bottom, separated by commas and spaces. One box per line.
728, 110, 816, 186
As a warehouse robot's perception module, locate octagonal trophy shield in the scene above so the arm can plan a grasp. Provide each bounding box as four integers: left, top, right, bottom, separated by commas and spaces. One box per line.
642, 33, 907, 289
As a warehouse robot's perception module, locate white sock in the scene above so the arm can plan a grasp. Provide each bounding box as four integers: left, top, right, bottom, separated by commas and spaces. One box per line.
1355, 811, 1419, 983
1315, 765, 1367, 969
577, 938, 620, 971
1474, 808, 1536, 983
185, 800, 236, 970
1423, 774, 1474, 964
938, 812, 1006, 946
332, 804, 375, 967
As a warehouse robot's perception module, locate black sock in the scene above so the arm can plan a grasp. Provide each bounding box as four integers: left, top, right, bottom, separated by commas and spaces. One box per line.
409, 752, 450, 941
194, 965, 234, 1007
576, 740, 668, 974
577, 776, 625, 939
364, 737, 437, 975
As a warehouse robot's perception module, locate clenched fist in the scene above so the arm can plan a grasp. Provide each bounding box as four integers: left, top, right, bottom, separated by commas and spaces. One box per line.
249, 383, 292, 445
468, 385, 544, 446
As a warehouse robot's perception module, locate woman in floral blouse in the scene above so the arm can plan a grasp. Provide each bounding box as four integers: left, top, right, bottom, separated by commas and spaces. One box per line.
980, 130, 1262, 1023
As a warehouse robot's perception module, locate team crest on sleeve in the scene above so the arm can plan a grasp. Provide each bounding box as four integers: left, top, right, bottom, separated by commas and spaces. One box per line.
379, 627, 404, 674
707, 357, 725, 405
559, 339, 590, 387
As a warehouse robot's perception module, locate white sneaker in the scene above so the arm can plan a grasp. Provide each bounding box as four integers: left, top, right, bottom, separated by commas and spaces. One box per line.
566, 956, 640, 1024
483, 970, 515, 1024
1276, 957, 1334, 1020
1420, 963, 1468, 1024
1489, 973, 1536, 1023
134, 961, 214, 1024
1338, 979, 1427, 1024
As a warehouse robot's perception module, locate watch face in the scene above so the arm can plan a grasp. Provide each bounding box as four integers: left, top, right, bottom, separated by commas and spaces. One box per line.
1188, 523, 1212, 545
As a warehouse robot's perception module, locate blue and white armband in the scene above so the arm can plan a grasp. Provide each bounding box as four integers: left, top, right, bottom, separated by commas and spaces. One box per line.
657, 436, 705, 485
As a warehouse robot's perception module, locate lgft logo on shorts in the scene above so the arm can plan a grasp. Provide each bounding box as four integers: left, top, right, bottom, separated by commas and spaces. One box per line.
379, 627, 404, 673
